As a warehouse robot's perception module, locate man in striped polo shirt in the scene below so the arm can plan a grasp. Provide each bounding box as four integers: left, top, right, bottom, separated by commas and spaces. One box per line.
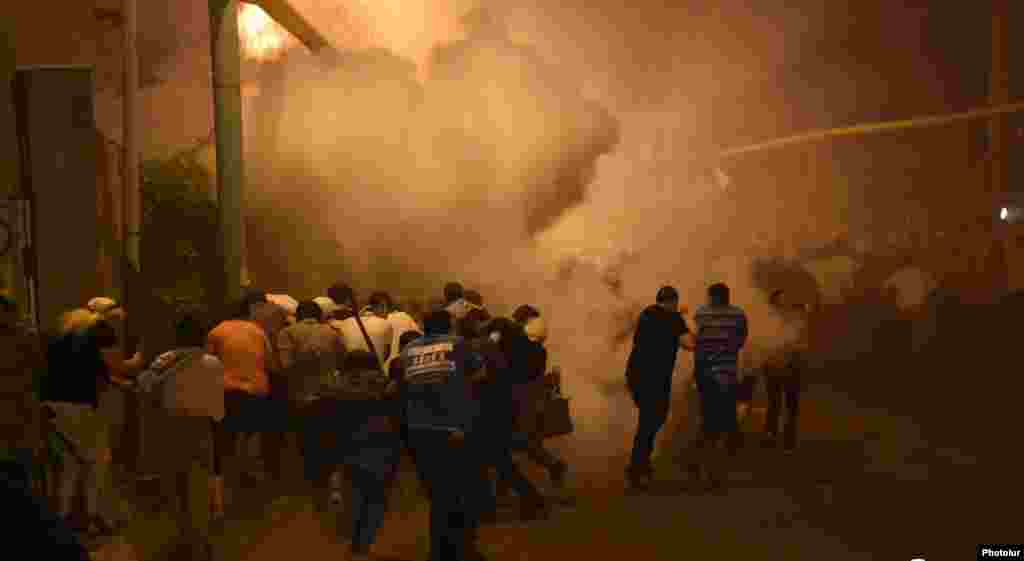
691, 283, 749, 492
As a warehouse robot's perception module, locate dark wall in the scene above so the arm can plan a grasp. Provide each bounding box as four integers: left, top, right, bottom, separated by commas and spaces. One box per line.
13, 67, 100, 330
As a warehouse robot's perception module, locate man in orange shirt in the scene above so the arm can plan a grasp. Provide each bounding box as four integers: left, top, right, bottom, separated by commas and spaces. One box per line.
207, 299, 286, 514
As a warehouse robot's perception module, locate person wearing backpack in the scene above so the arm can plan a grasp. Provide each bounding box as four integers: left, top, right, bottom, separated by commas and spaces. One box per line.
136, 311, 223, 560
276, 300, 347, 506
335, 350, 402, 561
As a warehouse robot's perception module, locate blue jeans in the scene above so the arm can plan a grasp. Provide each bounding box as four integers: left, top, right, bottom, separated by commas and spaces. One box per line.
627, 378, 672, 475
346, 466, 390, 551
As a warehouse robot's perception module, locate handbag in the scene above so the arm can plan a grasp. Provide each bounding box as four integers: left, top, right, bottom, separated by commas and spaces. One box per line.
539, 371, 574, 439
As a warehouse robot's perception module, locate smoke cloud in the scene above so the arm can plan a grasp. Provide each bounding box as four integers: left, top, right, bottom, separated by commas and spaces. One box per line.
236, 5, 831, 467
220, 0, 964, 467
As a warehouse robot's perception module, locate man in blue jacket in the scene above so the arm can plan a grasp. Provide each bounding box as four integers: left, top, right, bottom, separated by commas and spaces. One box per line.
398, 310, 487, 561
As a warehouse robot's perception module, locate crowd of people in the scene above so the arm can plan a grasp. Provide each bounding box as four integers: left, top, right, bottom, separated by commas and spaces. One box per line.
624, 283, 808, 492
0, 280, 576, 561
0, 273, 810, 561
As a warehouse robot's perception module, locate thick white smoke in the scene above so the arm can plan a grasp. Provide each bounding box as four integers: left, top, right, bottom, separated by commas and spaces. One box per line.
233, 3, 843, 468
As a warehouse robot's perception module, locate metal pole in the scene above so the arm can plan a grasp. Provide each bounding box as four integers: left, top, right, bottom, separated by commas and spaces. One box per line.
251, 0, 335, 54
717, 101, 1024, 161
122, 0, 140, 274
120, 0, 143, 478
209, 0, 246, 304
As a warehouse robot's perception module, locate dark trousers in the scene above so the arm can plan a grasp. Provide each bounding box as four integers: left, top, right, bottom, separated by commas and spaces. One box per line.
764, 375, 801, 449
475, 430, 542, 506
345, 465, 390, 551
217, 393, 287, 482
627, 379, 671, 475
299, 421, 329, 488
408, 430, 485, 561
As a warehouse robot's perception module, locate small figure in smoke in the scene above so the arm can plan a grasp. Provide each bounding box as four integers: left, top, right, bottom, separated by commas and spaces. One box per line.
761, 289, 809, 455
624, 286, 695, 491
690, 283, 749, 493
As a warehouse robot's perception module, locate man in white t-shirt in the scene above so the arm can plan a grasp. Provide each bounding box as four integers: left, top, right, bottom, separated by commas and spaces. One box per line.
333, 293, 393, 367
368, 291, 421, 365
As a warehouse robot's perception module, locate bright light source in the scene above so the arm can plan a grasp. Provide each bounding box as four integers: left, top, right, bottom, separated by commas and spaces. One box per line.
1000, 207, 1010, 221
238, 3, 292, 61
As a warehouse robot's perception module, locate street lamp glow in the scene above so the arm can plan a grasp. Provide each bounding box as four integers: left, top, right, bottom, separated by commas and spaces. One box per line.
238, 3, 290, 60
1000, 207, 1009, 221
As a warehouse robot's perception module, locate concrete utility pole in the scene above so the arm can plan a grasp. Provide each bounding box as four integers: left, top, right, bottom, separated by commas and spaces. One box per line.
209, 0, 247, 304
207, 0, 336, 306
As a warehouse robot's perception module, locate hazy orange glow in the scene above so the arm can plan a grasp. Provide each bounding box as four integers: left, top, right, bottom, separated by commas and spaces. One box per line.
238, 3, 294, 61
234, 1, 464, 77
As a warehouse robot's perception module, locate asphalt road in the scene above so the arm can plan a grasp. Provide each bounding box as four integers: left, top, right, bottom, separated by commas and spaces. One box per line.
90, 381, 1017, 561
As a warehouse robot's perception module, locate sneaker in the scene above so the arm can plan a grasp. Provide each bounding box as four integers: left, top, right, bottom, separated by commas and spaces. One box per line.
782, 446, 795, 456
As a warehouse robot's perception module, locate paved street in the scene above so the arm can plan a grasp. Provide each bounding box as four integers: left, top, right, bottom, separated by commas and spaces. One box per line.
87, 381, 1015, 561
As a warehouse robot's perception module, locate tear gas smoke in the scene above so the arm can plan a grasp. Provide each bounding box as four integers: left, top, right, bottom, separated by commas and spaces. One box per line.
233, 2, 843, 468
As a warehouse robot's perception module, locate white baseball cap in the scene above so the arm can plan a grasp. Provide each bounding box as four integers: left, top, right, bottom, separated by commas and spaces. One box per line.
313, 296, 340, 316
266, 294, 298, 315
86, 297, 119, 314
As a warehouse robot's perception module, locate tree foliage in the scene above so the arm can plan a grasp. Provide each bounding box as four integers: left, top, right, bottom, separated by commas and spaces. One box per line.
140, 150, 219, 307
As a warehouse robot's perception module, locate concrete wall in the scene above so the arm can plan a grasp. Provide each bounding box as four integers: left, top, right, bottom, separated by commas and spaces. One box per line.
5, 3, 127, 311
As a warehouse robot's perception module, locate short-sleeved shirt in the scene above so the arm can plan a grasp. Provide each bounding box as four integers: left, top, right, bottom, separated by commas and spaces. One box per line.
277, 319, 346, 400
332, 313, 394, 367
207, 320, 271, 396
693, 304, 749, 377
761, 307, 809, 378
385, 311, 421, 362
626, 305, 690, 384
398, 333, 482, 434
41, 322, 119, 407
